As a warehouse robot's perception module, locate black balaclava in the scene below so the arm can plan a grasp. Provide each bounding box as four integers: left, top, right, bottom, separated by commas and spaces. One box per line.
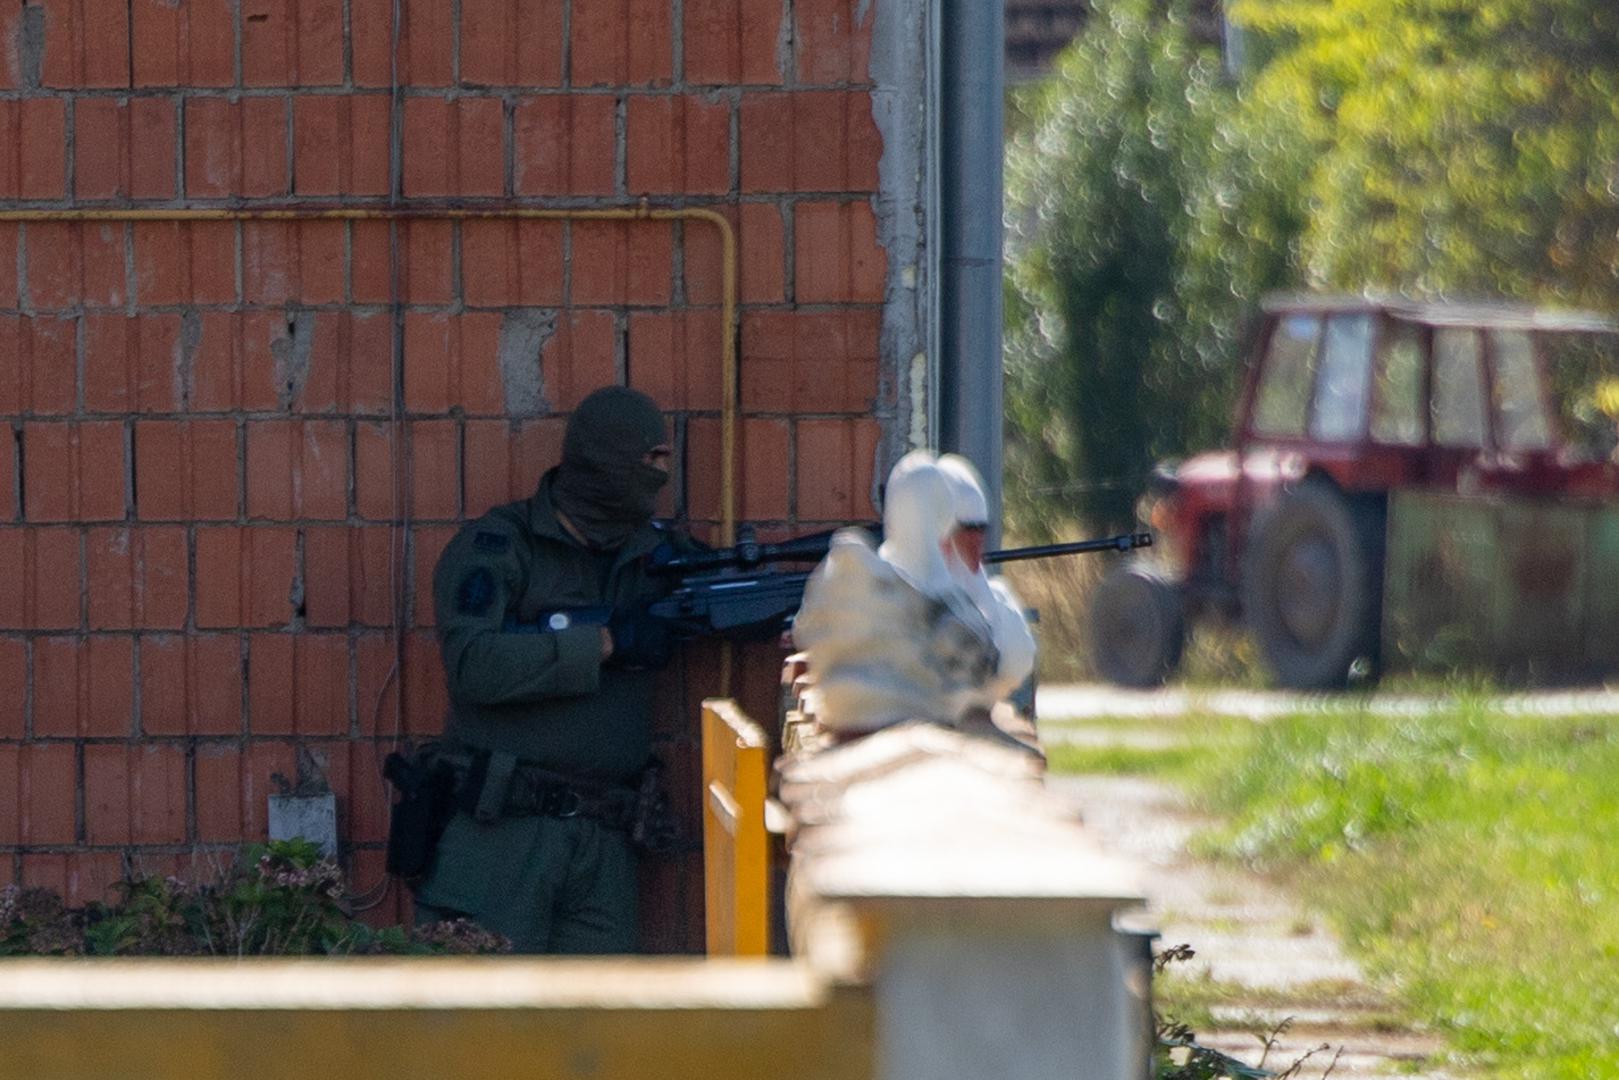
551, 386, 669, 549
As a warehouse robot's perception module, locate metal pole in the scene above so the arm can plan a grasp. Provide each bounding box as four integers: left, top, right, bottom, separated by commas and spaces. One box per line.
937, 0, 1007, 545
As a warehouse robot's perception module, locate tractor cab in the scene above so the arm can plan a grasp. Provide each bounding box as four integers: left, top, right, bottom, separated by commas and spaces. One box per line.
1092, 295, 1619, 689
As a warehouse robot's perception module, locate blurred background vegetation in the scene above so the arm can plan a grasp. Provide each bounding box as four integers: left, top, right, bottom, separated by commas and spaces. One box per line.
1004, 0, 1619, 537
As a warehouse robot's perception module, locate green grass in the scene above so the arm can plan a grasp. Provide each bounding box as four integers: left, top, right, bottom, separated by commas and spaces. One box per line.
1179, 702, 1619, 1079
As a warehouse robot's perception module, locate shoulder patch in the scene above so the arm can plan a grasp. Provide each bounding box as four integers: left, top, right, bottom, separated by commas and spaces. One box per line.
456, 567, 497, 616
473, 530, 511, 554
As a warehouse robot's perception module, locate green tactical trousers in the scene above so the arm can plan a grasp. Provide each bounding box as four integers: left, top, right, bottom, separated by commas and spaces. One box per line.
413, 811, 638, 954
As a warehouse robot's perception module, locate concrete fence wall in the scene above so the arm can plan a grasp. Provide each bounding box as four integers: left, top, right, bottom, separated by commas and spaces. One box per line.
0, 0, 914, 950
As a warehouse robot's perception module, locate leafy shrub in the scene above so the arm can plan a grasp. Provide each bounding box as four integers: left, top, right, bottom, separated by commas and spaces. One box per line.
0, 840, 507, 957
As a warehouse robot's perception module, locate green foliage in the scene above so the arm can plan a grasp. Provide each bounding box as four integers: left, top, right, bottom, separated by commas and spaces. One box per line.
1005, 0, 1296, 535
0, 840, 509, 958
1008, 0, 1619, 535
1195, 704, 1619, 1077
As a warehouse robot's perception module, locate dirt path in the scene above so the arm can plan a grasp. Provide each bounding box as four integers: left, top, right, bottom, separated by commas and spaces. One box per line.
1039, 689, 1459, 1079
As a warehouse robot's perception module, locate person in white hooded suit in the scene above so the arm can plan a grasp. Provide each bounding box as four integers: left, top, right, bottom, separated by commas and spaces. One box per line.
793, 450, 1038, 738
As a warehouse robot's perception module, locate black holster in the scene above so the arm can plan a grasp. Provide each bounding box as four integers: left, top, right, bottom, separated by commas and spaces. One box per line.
383, 746, 459, 882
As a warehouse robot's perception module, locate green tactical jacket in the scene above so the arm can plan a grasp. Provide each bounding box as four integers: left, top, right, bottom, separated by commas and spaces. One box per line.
431, 470, 678, 783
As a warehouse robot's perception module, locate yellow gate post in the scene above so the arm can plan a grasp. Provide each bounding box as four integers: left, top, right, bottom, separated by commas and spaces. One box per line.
701, 698, 770, 956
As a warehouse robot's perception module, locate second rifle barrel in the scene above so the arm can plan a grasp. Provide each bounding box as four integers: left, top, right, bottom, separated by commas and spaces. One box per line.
985, 533, 1152, 565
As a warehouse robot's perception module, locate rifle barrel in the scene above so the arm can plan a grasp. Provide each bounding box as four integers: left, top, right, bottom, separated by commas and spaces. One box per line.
984, 533, 1152, 564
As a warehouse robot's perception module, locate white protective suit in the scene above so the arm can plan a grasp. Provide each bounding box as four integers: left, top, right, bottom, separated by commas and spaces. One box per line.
793, 450, 1036, 735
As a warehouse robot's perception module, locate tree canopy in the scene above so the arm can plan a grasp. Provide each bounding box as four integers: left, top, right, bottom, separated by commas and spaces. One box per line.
1006, 0, 1619, 532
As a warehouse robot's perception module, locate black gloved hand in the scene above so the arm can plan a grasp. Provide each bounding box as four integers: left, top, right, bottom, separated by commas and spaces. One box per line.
606, 610, 676, 671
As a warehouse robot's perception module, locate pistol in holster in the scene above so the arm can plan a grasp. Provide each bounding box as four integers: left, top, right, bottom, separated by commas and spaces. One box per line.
382, 744, 459, 882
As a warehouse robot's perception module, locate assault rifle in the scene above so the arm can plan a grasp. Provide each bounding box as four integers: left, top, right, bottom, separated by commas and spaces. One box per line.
644, 526, 1152, 641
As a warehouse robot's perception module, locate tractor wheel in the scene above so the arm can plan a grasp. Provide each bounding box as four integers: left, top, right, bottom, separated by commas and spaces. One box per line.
1090, 565, 1186, 688
1242, 480, 1385, 690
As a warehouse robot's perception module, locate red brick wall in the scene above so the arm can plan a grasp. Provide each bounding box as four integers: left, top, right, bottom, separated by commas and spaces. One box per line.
0, 1, 891, 949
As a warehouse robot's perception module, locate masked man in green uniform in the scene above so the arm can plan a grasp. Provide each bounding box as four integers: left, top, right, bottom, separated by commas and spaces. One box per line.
412, 386, 681, 953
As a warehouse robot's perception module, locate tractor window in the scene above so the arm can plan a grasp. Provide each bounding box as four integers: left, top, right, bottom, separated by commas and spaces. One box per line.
1252, 314, 1320, 437
1371, 322, 1425, 445
1310, 314, 1374, 441
1543, 332, 1619, 462
1489, 330, 1551, 451
1432, 328, 1488, 448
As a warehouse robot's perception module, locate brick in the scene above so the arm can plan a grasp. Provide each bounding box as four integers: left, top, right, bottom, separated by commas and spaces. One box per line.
246, 419, 349, 521
0, 7, 20, 90
791, 90, 876, 192
0, 225, 19, 308
409, 525, 455, 628
795, 0, 872, 85
405, 221, 455, 304
461, 0, 564, 87
1, 526, 81, 631
298, 311, 344, 413
572, 221, 673, 306
405, 0, 453, 85
572, 0, 671, 88
628, 310, 723, 412
347, 312, 396, 414
296, 0, 344, 85
404, 96, 505, 197
627, 95, 731, 196
25, 422, 127, 523
83, 743, 132, 844
73, 98, 126, 200
133, 221, 237, 307
796, 417, 879, 521
461, 220, 565, 307
689, 416, 790, 522
685, 0, 787, 85
404, 311, 504, 415
302, 526, 351, 627
122, 97, 176, 199
185, 96, 289, 198
408, 419, 460, 521
794, 200, 886, 303
237, 312, 293, 411
742, 308, 879, 413
19, 742, 78, 845
85, 314, 186, 414
739, 93, 792, 193
0, 430, 12, 522
16, 316, 78, 415
292, 95, 393, 198
514, 96, 616, 197
131, 0, 181, 86
298, 221, 346, 305
354, 421, 400, 521
140, 633, 244, 736
544, 311, 619, 411
193, 526, 298, 629
26, 222, 126, 312
241, 0, 292, 86
186, 0, 237, 86
739, 202, 786, 303
43, 0, 130, 88
242, 223, 294, 305
350, 222, 392, 303
0, 640, 23, 738
135, 419, 240, 522
248, 632, 349, 736
34, 635, 134, 737
292, 95, 343, 195
350, 0, 394, 86
193, 743, 243, 842
679, 203, 735, 306
88, 526, 187, 631
463, 416, 564, 516
131, 742, 189, 843
355, 633, 400, 735
340, 740, 392, 847
403, 630, 447, 735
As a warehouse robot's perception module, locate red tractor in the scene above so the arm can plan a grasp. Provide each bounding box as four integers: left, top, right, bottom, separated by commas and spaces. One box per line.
1090, 294, 1619, 689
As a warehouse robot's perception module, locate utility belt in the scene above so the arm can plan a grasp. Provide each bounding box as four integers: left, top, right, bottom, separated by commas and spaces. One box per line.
383, 744, 677, 882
